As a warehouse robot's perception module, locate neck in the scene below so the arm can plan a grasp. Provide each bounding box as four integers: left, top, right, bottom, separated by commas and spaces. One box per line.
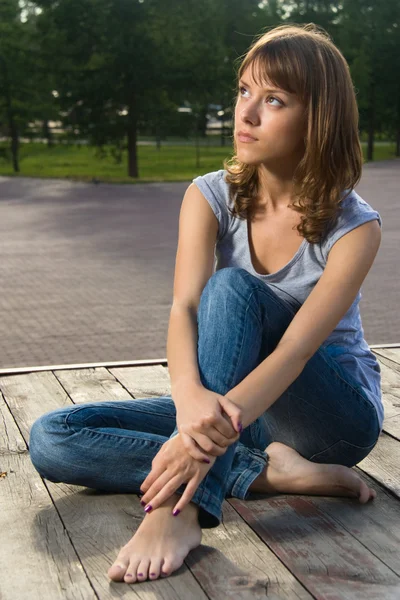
257, 150, 303, 212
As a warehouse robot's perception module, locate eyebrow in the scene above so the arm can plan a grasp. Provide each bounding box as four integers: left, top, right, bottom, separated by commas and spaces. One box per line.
239, 79, 293, 95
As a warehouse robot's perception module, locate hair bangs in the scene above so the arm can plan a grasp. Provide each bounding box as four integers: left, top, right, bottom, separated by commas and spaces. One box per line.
239, 40, 305, 101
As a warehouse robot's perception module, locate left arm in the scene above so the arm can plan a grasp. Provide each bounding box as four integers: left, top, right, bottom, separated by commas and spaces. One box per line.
226, 219, 382, 427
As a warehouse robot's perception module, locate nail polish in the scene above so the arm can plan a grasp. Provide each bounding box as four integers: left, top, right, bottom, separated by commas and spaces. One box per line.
238, 422, 243, 433
140, 500, 146, 506
203, 458, 210, 464
144, 504, 152, 513
172, 509, 180, 516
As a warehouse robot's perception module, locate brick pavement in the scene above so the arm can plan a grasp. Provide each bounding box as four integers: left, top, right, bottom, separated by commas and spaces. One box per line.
0, 160, 399, 369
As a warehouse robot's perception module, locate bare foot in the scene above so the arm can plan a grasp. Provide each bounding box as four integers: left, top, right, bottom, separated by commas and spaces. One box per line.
108, 494, 202, 583
249, 441, 376, 503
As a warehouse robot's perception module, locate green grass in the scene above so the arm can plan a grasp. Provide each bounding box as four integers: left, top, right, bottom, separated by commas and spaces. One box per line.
0, 140, 397, 183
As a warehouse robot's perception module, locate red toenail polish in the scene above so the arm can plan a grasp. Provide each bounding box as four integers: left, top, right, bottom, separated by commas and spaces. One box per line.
172, 509, 180, 516
144, 504, 152, 512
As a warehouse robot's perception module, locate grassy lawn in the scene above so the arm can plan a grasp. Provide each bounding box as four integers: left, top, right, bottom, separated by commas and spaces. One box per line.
0, 140, 397, 183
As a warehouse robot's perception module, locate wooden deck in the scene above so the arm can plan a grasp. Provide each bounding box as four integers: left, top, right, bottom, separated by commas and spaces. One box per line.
1, 345, 400, 599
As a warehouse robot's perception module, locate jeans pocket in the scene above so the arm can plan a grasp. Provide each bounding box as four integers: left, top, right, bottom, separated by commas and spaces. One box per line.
309, 438, 378, 468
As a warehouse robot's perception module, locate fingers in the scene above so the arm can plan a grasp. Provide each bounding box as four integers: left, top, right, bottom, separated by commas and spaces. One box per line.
140, 474, 183, 512
216, 410, 241, 438
181, 432, 211, 463
187, 420, 239, 454
191, 430, 228, 457
218, 395, 243, 434
140, 461, 164, 493
171, 478, 200, 516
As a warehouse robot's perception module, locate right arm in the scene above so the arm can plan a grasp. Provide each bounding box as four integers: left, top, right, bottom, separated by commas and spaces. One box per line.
167, 183, 217, 401
167, 183, 241, 458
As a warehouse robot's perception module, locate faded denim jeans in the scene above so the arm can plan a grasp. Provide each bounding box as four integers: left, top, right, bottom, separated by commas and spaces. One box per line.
29, 268, 380, 529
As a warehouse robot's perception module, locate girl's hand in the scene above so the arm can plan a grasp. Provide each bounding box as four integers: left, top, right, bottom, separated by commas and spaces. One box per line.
174, 385, 243, 462
139, 433, 216, 515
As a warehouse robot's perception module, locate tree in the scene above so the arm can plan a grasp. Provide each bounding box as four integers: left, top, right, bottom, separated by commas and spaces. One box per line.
35, 0, 231, 177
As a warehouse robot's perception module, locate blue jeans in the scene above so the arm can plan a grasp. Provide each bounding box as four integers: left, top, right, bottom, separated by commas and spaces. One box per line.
29, 268, 380, 529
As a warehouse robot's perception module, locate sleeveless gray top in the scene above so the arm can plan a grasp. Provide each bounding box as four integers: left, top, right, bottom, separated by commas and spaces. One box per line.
193, 169, 384, 429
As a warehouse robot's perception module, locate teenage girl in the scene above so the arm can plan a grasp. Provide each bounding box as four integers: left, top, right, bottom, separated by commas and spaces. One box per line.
30, 23, 383, 584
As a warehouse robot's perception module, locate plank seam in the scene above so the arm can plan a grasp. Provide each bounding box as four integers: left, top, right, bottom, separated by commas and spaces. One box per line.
0, 346, 398, 375
41, 479, 101, 600
225, 498, 318, 600
0, 357, 169, 376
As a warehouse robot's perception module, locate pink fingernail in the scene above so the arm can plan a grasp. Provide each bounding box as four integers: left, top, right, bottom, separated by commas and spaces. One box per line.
144, 504, 152, 513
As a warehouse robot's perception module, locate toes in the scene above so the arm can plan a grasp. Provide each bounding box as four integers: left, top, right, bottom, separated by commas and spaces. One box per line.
135, 559, 151, 582
358, 480, 371, 504
149, 558, 163, 580
162, 554, 184, 577
108, 558, 129, 582
123, 558, 141, 583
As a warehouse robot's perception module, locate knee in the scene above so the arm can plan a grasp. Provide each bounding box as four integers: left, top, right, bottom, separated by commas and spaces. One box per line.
200, 268, 249, 305
205, 268, 248, 292
29, 410, 67, 481
198, 268, 254, 320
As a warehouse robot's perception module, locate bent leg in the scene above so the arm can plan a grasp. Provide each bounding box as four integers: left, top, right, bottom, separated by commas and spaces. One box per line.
29, 397, 177, 492
178, 268, 380, 519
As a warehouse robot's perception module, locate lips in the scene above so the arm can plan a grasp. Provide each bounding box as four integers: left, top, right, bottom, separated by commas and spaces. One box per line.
237, 131, 258, 142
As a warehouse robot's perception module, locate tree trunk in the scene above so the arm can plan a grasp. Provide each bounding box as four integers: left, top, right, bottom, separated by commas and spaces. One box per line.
127, 104, 138, 178
367, 79, 375, 161
396, 92, 400, 157
43, 119, 53, 147
195, 128, 200, 168
0, 54, 19, 172
10, 121, 19, 172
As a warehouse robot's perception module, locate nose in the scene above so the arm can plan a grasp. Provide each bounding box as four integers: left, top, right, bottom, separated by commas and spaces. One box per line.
239, 101, 260, 126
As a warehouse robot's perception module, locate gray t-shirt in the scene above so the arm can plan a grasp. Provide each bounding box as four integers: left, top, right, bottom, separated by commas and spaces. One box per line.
193, 169, 384, 429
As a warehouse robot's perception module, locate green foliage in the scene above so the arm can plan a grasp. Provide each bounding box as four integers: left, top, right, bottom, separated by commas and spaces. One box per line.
1, 0, 399, 177
0, 140, 395, 182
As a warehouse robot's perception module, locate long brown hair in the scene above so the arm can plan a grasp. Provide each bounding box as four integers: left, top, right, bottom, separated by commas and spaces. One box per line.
224, 23, 363, 244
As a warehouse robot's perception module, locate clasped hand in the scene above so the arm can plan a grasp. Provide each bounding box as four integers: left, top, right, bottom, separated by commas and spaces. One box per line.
139, 388, 243, 516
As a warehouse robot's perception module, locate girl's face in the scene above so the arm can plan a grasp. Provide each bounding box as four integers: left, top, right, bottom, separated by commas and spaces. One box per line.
234, 65, 307, 168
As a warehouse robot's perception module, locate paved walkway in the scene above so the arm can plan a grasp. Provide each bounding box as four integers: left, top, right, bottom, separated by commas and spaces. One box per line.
0, 160, 399, 369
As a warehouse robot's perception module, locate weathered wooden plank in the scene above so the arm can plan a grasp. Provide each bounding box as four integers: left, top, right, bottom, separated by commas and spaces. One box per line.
186, 501, 312, 599
0, 395, 97, 600
0, 371, 72, 440
108, 365, 171, 398
2, 371, 208, 599
4, 367, 316, 599
43, 482, 210, 600
378, 356, 400, 440
311, 469, 400, 577
357, 432, 400, 497
54, 367, 133, 404
228, 494, 400, 600
373, 348, 400, 366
